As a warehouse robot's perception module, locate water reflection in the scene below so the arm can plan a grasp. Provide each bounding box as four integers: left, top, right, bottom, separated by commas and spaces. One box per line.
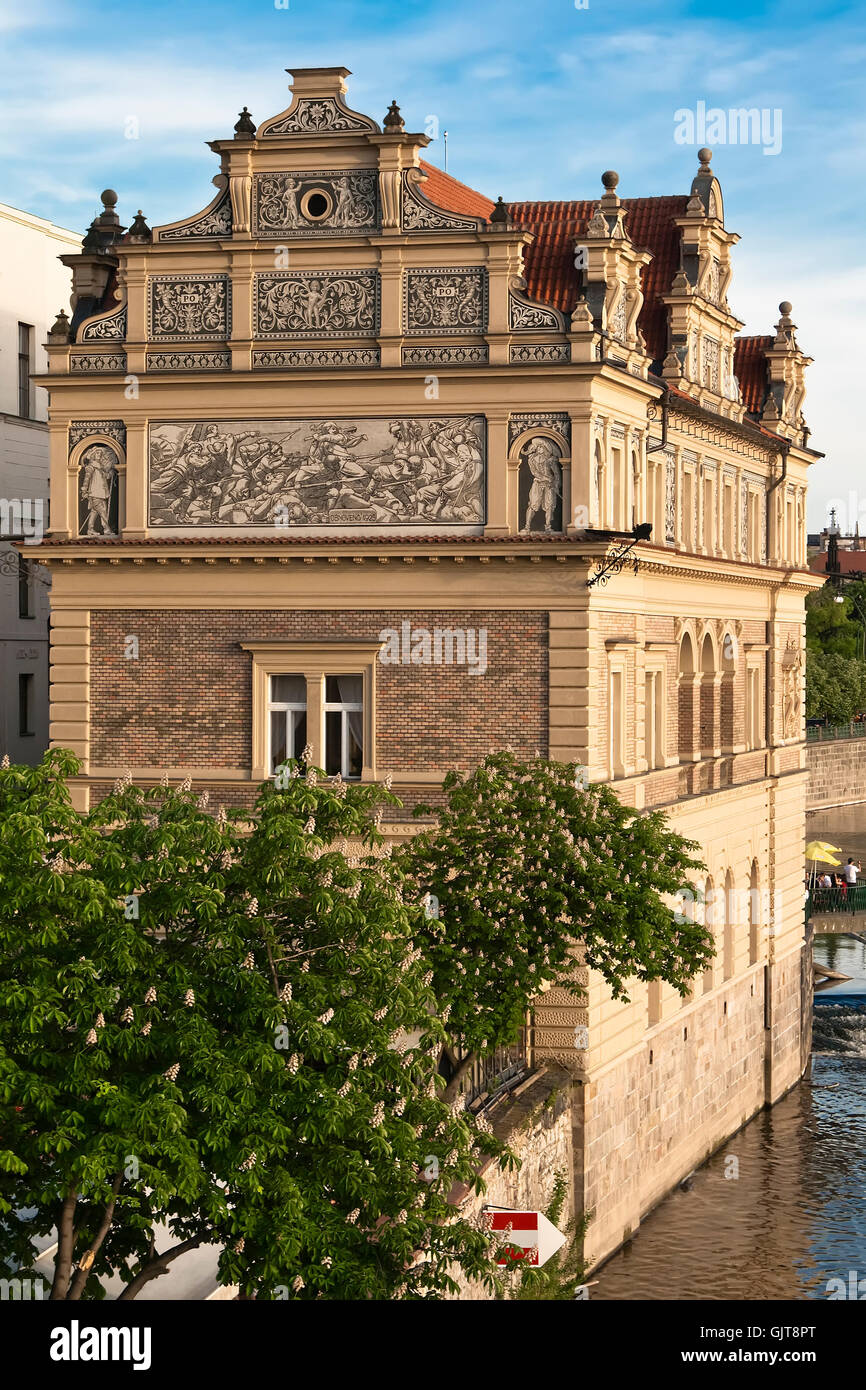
592, 932, 866, 1300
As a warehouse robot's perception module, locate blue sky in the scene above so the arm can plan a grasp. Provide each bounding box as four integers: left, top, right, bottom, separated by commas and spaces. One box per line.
2, 0, 864, 527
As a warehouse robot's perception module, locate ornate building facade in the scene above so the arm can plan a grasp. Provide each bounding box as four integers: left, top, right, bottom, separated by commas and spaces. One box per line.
36, 67, 821, 1269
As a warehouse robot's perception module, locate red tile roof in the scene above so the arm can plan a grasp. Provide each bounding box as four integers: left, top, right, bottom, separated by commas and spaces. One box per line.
506, 195, 688, 363
809, 550, 866, 575
416, 162, 776, 411
418, 161, 495, 219
734, 335, 771, 416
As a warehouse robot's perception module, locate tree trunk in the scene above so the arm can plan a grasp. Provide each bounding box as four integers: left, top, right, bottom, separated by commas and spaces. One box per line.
50, 1188, 78, 1300
442, 1052, 477, 1104
66, 1174, 123, 1300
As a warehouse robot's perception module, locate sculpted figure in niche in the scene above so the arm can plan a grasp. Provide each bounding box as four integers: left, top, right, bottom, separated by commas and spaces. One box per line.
520, 436, 562, 533
79, 445, 118, 536
783, 657, 802, 739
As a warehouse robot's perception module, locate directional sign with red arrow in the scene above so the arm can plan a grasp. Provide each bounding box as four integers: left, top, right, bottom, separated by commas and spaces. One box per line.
487, 1209, 567, 1268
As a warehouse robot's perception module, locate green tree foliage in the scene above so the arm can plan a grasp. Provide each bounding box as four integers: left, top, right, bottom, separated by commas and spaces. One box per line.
805, 582, 866, 718
806, 584, 863, 659
805, 650, 866, 723
402, 752, 710, 1097
0, 752, 509, 1301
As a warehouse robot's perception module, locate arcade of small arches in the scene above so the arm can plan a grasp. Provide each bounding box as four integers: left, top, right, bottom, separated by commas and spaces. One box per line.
649, 857, 767, 1025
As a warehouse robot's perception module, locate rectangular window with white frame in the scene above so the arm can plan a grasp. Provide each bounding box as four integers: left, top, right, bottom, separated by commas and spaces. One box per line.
267, 673, 307, 774
324, 674, 363, 779
243, 641, 378, 785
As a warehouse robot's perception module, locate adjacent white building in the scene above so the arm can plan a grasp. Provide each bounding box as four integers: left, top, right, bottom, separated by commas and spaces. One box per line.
0, 202, 78, 763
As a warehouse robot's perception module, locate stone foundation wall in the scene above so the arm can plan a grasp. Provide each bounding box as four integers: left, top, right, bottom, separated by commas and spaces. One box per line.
806, 735, 866, 809
447, 1065, 575, 1300
579, 946, 806, 1271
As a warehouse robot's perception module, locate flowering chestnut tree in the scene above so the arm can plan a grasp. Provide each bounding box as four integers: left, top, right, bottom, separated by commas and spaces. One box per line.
402, 752, 710, 1099
0, 752, 509, 1301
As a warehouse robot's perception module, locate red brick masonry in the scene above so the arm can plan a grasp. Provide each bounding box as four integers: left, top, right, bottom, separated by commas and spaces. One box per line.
90, 608, 549, 773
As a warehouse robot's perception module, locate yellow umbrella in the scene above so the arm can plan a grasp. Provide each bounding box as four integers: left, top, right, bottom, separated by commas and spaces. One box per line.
805, 841, 842, 862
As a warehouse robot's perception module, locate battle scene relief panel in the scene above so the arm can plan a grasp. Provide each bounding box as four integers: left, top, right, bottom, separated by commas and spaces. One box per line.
148, 417, 485, 527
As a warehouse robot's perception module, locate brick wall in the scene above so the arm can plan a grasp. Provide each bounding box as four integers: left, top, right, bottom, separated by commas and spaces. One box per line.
90, 608, 548, 774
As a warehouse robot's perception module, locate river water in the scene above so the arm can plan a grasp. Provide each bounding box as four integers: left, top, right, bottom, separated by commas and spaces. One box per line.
592, 808, 866, 1300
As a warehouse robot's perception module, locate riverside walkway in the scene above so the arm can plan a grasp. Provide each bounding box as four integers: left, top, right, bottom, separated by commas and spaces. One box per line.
807, 884, 866, 932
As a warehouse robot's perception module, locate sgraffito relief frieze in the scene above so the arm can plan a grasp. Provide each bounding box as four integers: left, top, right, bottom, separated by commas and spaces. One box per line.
509, 343, 570, 364
148, 416, 485, 527
159, 192, 232, 241
253, 348, 381, 369
401, 170, 485, 233
508, 289, 563, 332
147, 351, 232, 372
253, 170, 379, 237
404, 268, 487, 336
148, 275, 230, 341
79, 305, 127, 342
69, 353, 127, 373
69, 420, 126, 452
702, 336, 720, 392
259, 98, 379, 137
401, 345, 488, 366
508, 413, 570, 448
665, 455, 676, 542
254, 270, 379, 338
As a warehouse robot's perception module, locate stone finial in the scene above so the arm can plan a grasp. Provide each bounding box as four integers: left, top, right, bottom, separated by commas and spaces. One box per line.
234, 106, 257, 138
773, 300, 796, 347
82, 218, 101, 251
99, 189, 120, 226
127, 210, 152, 242
489, 195, 509, 225
83, 190, 127, 250
601, 170, 619, 193
570, 297, 593, 329
697, 147, 713, 171
48, 309, 71, 343
383, 100, 405, 132
662, 345, 685, 378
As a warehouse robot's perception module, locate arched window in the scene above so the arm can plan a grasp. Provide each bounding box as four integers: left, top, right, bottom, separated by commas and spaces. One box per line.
723, 868, 736, 981
749, 859, 761, 965
699, 632, 717, 757
678, 632, 696, 761
720, 629, 736, 754
702, 874, 716, 993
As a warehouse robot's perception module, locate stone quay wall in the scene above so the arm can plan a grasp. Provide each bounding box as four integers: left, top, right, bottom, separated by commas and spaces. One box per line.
447, 1065, 575, 1301
806, 736, 866, 809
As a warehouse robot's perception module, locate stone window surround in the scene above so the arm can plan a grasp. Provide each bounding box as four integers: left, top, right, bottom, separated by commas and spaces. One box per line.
641, 654, 668, 774
606, 650, 629, 781
241, 640, 380, 783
